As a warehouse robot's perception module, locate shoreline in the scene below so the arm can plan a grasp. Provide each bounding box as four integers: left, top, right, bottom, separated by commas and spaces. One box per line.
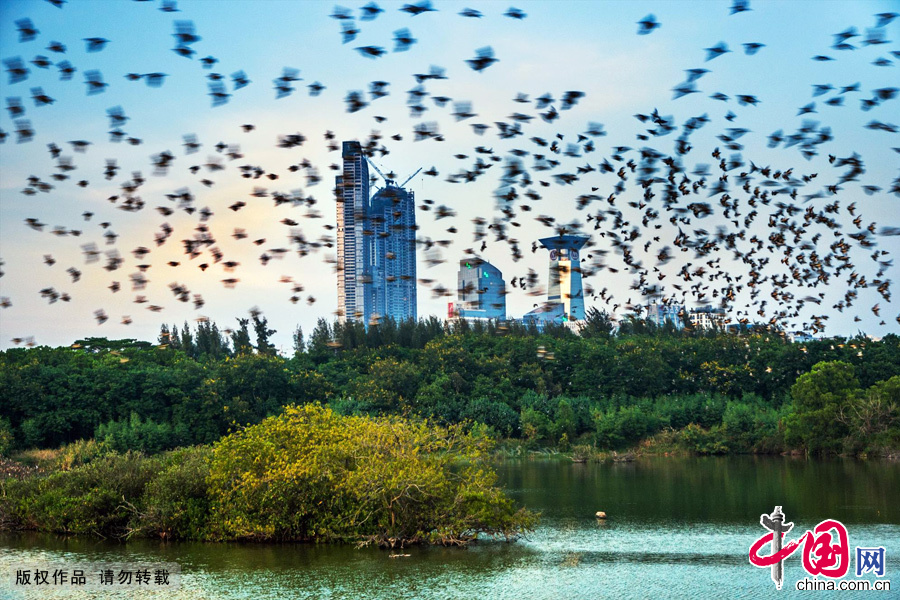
4, 451, 898, 546
4, 439, 898, 481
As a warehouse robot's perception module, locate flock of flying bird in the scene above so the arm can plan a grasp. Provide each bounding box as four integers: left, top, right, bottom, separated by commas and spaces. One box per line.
1, 0, 899, 348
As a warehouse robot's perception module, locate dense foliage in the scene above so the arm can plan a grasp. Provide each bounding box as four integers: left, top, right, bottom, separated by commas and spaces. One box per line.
0, 406, 535, 545
1, 449, 173, 537
2, 320, 897, 543
1, 318, 898, 456
207, 404, 535, 545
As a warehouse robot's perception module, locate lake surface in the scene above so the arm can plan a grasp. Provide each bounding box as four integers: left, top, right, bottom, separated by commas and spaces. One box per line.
2, 456, 898, 599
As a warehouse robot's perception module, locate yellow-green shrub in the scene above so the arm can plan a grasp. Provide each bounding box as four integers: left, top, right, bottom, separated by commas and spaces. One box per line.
207, 403, 537, 546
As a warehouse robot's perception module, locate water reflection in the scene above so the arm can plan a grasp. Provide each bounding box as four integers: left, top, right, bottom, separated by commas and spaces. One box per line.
497, 455, 900, 526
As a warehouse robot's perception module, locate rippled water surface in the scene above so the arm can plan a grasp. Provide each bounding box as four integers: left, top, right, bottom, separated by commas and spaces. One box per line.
2, 456, 898, 599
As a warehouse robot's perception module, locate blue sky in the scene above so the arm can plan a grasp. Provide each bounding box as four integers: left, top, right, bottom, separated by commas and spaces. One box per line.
0, 0, 898, 351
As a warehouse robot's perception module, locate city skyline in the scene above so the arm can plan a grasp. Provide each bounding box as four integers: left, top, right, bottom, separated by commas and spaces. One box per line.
0, 1, 897, 351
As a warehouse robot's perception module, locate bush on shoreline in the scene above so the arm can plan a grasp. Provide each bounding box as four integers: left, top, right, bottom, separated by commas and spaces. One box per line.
207, 404, 536, 546
1, 451, 164, 537
0, 406, 536, 546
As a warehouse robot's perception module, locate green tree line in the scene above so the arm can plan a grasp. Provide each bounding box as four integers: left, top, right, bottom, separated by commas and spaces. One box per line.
1, 314, 898, 456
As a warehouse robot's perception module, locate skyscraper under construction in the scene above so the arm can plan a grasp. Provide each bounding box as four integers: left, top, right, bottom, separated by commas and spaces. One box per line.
336, 140, 417, 324
370, 182, 417, 323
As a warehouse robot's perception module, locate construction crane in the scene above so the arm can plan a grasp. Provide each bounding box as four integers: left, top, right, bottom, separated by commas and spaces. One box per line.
399, 168, 422, 188
367, 158, 421, 189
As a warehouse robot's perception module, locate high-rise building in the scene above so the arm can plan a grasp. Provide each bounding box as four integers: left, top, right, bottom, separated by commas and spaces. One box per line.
542, 235, 588, 320
689, 305, 728, 329
370, 183, 417, 323
336, 141, 370, 322
543, 235, 588, 319
521, 235, 588, 327
453, 257, 506, 321
646, 302, 685, 329
336, 141, 417, 324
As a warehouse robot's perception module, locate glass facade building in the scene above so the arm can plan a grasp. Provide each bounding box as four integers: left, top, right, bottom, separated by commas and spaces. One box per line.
336, 141, 417, 324
370, 184, 417, 323
455, 257, 506, 321
646, 302, 685, 329
336, 141, 370, 322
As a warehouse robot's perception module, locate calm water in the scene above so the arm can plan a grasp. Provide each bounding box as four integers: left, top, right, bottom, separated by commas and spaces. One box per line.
2, 456, 899, 599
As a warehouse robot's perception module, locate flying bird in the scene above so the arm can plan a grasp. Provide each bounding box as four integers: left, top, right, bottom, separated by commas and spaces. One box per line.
84, 70, 108, 94
466, 47, 498, 72
393, 28, 417, 52
400, 1, 435, 16
340, 21, 359, 44
16, 19, 39, 42
30, 87, 54, 106
84, 37, 110, 52
232, 70, 250, 89
329, 6, 352, 20
144, 73, 168, 87
4, 57, 30, 84
57, 60, 75, 80
743, 42, 765, 55
356, 46, 386, 58
173, 20, 201, 44
505, 7, 527, 19
308, 81, 325, 96
208, 81, 231, 106
637, 14, 660, 35
730, 0, 751, 15
31, 56, 52, 69
705, 42, 731, 61
360, 2, 383, 21
874, 12, 897, 28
